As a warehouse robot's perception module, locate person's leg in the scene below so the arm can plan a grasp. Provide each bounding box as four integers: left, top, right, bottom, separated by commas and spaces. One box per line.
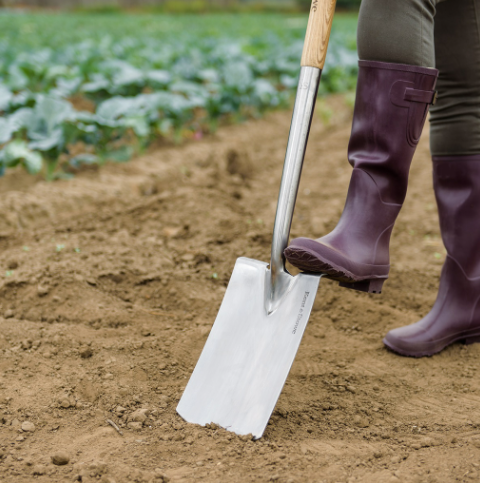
284, 0, 439, 293
384, 0, 480, 357
357, 0, 437, 67
430, 0, 480, 156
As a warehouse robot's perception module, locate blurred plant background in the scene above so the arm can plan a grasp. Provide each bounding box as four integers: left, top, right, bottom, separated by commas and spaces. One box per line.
0, 0, 359, 178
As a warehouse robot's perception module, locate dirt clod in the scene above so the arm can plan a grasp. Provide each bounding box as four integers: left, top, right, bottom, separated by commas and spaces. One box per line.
32, 465, 46, 475
225, 148, 253, 179
79, 346, 93, 358
51, 452, 70, 466
128, 408, 150, 424
58, 394, 75, 409
37, 285, 49, 297
4, 309, 14, 319
127, 421, 143, 430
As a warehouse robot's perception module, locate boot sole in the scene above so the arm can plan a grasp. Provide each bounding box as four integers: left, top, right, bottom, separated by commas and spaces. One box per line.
284, 246, 387, 294
383, 332, 480, 358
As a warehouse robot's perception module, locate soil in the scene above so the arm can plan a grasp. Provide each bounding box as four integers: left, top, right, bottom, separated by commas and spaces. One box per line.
1, 95, 480, 483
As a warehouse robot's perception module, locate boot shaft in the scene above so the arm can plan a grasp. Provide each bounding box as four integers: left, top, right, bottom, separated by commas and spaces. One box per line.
349, 61, 438, 204
433, 155, 480, 278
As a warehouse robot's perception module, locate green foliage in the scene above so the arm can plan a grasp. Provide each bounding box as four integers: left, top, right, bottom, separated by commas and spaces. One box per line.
74, 4, 123, 14
146, 1, 296, 14
0, 12, 358, 178
156, 0, 211, 14
0, 140, 42, 175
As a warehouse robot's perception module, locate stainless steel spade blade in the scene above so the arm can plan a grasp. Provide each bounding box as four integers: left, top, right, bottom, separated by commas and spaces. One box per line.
177, 0, 337, 439
177, 258, 320, 439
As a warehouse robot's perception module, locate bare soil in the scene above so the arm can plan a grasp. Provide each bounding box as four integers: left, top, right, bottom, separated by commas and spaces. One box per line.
1, 96, 480, 483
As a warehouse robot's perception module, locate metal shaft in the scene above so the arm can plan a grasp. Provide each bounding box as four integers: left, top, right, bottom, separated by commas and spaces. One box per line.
268, 66, 321, 310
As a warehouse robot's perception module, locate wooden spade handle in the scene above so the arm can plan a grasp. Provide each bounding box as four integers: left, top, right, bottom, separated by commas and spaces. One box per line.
301, 0, 337, 69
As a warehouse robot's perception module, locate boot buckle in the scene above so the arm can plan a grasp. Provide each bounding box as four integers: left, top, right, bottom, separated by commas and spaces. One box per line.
404, 87, 438, 105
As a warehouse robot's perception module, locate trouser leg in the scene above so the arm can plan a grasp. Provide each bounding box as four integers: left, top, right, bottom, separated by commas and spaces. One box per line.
429, 0, 480, 156
357, 0, 439, 67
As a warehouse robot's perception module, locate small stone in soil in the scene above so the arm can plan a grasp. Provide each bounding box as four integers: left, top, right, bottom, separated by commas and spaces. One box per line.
115, 406, 127, 416
37, 285, 49, 297
21, 339, 33, 350
58, 396, 73, 408
51, 452, 70, 466
21, 421, 35, 432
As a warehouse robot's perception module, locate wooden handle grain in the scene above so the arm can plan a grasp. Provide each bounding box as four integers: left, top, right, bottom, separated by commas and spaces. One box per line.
301, 0, 337, 69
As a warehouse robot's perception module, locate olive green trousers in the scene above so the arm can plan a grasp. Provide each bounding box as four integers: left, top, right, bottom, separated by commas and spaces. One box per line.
357, 0, 480, 156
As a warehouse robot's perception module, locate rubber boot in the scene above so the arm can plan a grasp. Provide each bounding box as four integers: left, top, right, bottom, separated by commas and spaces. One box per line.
284, 61, 438, 293
383, 155, 480, 357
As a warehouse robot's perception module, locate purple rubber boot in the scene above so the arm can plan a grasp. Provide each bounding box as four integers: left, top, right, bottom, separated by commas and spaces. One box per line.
384, 155, 480, 357
284, 60, 438, 293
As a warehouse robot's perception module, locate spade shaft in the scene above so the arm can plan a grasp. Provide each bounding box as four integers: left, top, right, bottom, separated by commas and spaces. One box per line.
268, 66, 321, 313
269, 0, 337, 309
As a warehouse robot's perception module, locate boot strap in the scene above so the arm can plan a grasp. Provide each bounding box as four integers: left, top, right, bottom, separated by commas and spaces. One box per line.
404, 87, 438, 105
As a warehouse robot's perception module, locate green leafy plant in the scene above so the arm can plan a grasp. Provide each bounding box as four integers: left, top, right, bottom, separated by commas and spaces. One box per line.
0, 12, 358, 178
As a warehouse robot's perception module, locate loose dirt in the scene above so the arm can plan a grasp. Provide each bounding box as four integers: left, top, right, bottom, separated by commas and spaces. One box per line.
1, 95, 479, 483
